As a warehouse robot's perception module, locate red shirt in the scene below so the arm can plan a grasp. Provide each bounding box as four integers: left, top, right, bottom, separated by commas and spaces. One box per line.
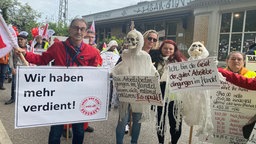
218, 68, 256, 90
25, 38, 102, 67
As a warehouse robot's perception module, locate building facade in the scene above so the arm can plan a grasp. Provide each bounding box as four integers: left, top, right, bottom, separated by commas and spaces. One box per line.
83, 0, 256, 63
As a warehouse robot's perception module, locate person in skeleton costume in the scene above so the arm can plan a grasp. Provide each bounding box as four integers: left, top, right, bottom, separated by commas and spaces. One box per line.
151, 40, 187, 144
112, 29, 158, 144
177, 41, 214, 137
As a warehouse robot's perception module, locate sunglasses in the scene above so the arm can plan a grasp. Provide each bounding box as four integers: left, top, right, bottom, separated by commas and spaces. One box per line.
147, 37, 157, 42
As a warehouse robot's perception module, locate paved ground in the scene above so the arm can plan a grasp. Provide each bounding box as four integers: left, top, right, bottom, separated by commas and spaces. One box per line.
0, 79, 204, 144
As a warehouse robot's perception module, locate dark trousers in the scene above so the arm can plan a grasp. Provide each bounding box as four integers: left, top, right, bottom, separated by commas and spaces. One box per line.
157, 82, 182, 144
157, 101, 182, 144
109, 80, 113, 109
0, 64, 8, 88
48, 123, 84, 144
10, 74, 16, 100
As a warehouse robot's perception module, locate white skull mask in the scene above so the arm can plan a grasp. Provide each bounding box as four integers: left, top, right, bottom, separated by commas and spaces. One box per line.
126, 30, 139, 49
188, 41, 209, 59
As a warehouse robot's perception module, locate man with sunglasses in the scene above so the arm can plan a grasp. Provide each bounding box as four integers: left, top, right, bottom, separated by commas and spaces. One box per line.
16, 18, 102, 144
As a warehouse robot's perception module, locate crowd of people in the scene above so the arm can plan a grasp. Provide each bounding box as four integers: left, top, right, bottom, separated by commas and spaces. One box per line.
1, 17, 256, 144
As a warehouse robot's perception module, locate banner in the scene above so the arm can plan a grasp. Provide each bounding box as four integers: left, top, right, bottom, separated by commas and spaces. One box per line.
210, 80, 256, 143
166, 57, 220, 92
15, 66, 109, 128
113, 76, 162, 106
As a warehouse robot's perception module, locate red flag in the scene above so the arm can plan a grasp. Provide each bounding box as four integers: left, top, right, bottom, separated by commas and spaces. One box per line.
0, 35, 7, 49
38, 24, 49, 39
89, 20, 95, 32
103, 42, 107, 49
42, 23, 49, 38
0, 15, 17, 58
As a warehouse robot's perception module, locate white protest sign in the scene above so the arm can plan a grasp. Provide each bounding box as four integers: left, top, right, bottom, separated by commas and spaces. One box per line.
167, 57, 220, 92
113, 76, 162, 106
33, 48, 46, 55
15, 66, 109, 128
210, 80, 256, 144
101, 52, 120, 72
246, 55, 256, 72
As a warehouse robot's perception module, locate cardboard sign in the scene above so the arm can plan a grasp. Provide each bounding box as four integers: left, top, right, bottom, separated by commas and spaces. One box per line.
246, 55, 256, 72
15, 66, 109, 128
113, 76, 162, 106
166, 57, 220, 92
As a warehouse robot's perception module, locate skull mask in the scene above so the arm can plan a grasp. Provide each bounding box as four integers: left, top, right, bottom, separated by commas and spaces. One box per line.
188, 41, 209, 59
126, 30, 139, 49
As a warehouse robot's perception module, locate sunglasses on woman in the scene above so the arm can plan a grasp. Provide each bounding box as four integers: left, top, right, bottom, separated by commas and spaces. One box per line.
147, 37, 157, 42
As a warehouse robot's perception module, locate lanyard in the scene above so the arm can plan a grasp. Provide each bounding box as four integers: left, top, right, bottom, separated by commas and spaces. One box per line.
64, 41, 82, 66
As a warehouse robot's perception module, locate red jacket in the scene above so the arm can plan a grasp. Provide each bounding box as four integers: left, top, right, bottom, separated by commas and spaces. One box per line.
25, 38, 102, 67
218, 68, 256, 90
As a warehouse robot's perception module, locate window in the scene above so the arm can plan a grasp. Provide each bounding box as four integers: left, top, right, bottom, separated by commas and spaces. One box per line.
166, 22, 177, 41
218, 10, 256, 61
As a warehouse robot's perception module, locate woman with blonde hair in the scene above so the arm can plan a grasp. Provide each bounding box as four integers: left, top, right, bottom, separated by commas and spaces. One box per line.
142, 29, 159, 52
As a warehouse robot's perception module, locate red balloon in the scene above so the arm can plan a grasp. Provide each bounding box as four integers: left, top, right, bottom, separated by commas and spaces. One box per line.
31, 27, 39, 37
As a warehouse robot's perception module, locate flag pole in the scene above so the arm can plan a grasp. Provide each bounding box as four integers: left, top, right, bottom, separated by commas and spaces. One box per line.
128, 20, 135, 136
0, 15, 29, 66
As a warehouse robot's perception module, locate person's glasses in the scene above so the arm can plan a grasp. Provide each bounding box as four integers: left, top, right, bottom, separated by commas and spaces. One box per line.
71, 26, 87, 32
147, 37, 157, 42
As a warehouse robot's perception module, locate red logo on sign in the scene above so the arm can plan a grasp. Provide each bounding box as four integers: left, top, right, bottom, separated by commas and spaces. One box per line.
80, 97, 101, 116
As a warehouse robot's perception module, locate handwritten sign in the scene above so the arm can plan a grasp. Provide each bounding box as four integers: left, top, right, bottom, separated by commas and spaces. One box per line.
112, 76, 162, 106
246, 55, 256, 72
210, 80, 256, 144
15, 66, 109, 128
167, 57, 220, 92
101, 52, 120, 72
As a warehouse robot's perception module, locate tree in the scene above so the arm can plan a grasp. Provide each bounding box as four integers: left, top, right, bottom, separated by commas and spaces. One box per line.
8, 1, 40, 32
48, 22, 69, 37
0, 0, 69, 40
0, 0, 40, 40
0, 0, 13, 21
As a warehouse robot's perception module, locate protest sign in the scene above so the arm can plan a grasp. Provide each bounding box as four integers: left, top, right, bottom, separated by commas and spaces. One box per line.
246, 55, 256, 72
101, 52, 120, 72
210, 80, 256, 144
15, 66, 109, 128
113, 76, 162, 106
166, 57, 220, 92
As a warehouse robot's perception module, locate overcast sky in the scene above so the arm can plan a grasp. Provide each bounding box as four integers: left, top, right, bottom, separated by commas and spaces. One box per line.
18, 0, 152, 23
